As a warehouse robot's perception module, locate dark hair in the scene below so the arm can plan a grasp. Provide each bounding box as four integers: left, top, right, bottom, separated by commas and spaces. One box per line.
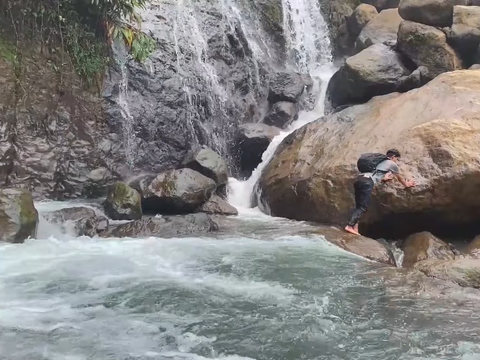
386, 149, 401, 158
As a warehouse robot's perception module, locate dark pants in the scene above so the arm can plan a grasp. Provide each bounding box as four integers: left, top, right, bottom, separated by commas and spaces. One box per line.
347, 175, 374, 227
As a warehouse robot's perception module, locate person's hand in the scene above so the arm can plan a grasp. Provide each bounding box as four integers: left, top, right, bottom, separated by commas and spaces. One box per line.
404, 179, 416, 188
383, 172, 394, 182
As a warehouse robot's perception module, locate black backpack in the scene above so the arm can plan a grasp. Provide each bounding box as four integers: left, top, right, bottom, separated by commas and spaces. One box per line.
357, 153, 389, 173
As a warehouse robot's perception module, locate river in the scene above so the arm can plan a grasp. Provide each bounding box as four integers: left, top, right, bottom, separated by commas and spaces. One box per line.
0, 202, 480, 359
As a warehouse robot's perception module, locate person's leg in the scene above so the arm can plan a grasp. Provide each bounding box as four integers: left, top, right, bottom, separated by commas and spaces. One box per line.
345, 177, 374, 235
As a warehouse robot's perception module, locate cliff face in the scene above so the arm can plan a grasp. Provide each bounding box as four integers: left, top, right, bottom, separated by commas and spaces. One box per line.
0, 34, 115, 199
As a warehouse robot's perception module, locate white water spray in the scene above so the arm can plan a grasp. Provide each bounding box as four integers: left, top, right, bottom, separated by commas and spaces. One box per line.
228, 0, 336, 212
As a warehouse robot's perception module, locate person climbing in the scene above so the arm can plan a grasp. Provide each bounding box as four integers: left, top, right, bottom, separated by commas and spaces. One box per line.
344, 149, 416, 235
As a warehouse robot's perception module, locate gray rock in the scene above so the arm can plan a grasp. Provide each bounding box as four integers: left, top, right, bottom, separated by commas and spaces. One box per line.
398, 0, 456, 27
198, 195, 238, 216
400, 231, 457, 267
326, 43, 410, 108
101, 213, 218, 238
395, 66, 431, 92
129, 168, 216, 214
236, 123, 281, 178
268, 71, 305, 103
362, 0, 400, 11
263, 101, 298, 128
470, 63, 480, 68
348, 4, 379, 38
397, 20, 462, 79
450, 6, 480, 64
0, 188, 38, 243
104, 182, 142, 220
44, 207, 109, 237
356, 8, 402, 52
181, 146, 228, 186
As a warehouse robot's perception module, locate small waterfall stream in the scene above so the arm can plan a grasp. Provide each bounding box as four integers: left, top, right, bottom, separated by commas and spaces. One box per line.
228, 0, 336, 211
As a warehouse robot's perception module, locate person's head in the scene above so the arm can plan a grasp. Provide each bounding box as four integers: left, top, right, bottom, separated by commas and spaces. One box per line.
386, 149, 401, 163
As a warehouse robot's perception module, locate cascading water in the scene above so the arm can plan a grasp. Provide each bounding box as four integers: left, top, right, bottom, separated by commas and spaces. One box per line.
228, 0, 336, 211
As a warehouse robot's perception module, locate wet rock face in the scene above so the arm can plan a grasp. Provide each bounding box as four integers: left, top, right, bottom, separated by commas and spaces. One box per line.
263, 101, 298, 129
0, 188, 38, 243
236, 123, 281, 178
400, 232, 456, 267
181, 146, 228, 187
129, 168, 216, 215
103, 182, 142, 221
258, 71, 480, 239
268, 71, 306, 103
101, 213, 218, 238
415, 258, 480, 289
0, 49, 115, 200
103, 0, 285, 177
44, 207, 108, 237
314, 225, 396, 265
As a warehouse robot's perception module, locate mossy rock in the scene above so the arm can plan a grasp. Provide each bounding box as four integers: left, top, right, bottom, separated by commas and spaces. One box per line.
0, 188, 38, 243
104, 182, 142, 221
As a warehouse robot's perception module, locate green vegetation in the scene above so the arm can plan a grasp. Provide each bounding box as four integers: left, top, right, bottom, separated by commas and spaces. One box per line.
1, 0, 156, 86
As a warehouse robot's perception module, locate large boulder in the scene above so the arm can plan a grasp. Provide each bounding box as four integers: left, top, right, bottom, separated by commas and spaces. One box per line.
181, 146, 228, 186
236, 123, 281, 178
347, 4, 379, 38
450, 5, 480, 65
362, 0, 400, 11
415, 258, 480, 289
44, 207, 108, 237
313, 225, 396, 265
400, 232, 456, 267
129, 168, 216, 214
263, 102, 298, 129
257, 70, 480, 239
398, 0, 456, 27
267, 71, 305, 103
397, 20, 462, 79
0, 188, 38, 243
103, 182, 142, 221
101, 213, 218, 238
356, 8, 403, 52
197, 195, 238, 216
326, 43, 410, 108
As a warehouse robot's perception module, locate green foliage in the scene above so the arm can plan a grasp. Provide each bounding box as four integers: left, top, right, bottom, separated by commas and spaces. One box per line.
2, 0, 156, 85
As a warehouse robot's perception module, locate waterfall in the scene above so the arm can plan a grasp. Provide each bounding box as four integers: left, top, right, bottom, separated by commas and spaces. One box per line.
228, 0, 335, 211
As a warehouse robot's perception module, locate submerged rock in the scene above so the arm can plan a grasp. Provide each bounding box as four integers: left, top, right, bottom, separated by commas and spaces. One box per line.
101, 213, 218, 238
398, 0, 455, 28
197, 195, 238, 216
258, 70, 480, 239
415, 258, 480, 289
314, 225, 396, 265
397, 20, 462, 79
181, 146, 228, 186
327, 43, 410, 108
0, 188, 38, 243
44, 207, 108, 237
400, 232, 456, 268
129, 169, 216, 214
355, 8, 402, 52
236, 123, 281, 178
104, 182, 142, 221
